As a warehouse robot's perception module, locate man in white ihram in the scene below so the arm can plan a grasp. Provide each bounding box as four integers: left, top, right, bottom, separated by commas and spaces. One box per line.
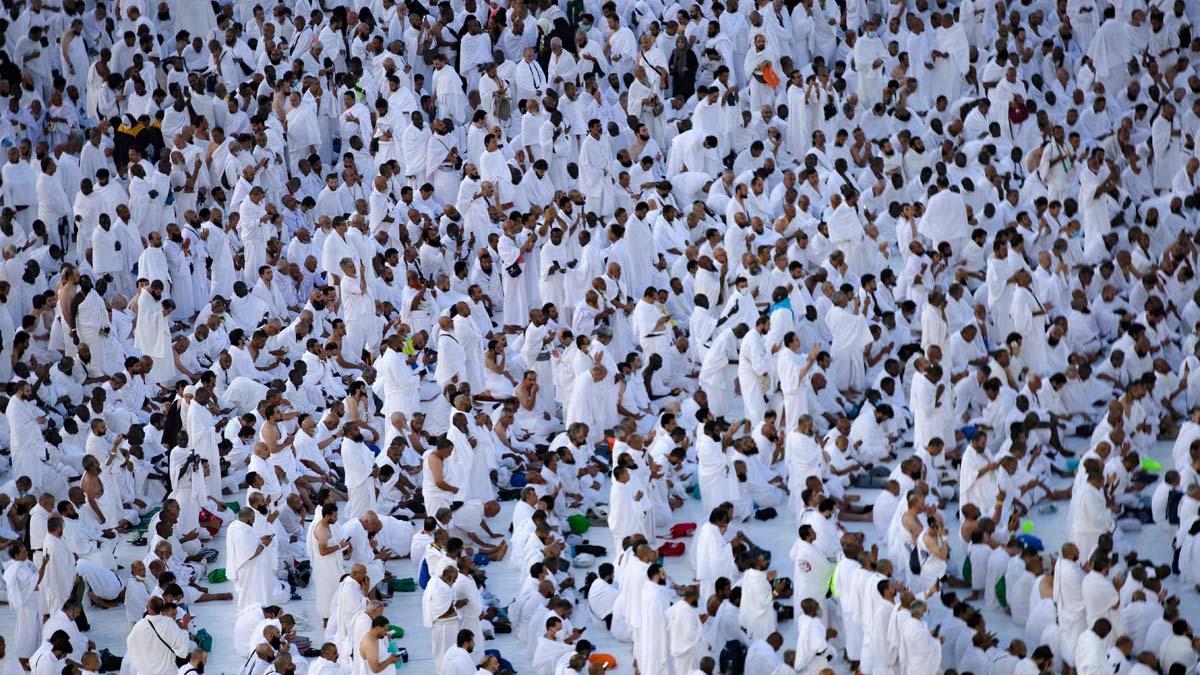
126, 597, 190, 675
225, 507, 290, 610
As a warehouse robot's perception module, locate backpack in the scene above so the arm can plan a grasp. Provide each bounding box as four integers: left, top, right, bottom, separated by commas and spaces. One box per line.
720, 639, 747, 674
418, 560, 430, 589
484, 649, 513, 672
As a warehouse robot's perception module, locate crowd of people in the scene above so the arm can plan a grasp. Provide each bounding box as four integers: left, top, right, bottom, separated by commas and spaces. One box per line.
0, 0, 1199, 672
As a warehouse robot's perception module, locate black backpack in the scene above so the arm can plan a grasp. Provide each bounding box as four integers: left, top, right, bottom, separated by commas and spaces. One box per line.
720, 639, 747, 675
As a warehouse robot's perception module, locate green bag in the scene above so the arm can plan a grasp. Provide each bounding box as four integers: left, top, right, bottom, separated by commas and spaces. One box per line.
1141, 458, 1164, 472
962, 556, 972, 586
388, 625, 404, 639
567, 514, 590, 534
194, 629, 213, 652
389, 577, 417, 592
207, 568, 227, 584
995, 576, 1007, 607
225, 501, 241, 514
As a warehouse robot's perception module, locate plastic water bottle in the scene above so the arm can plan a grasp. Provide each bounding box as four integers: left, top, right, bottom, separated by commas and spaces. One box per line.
387, 640, 402, 670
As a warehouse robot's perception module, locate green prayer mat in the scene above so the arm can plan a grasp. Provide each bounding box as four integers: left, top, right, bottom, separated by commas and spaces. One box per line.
389, 578, 417, 592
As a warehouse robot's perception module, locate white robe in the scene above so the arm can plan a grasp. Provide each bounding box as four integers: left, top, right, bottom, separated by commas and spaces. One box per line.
305, 519, 345, 619
634, 581, 674, 675
666, 600, 702, 675
2, 559, 40, 658
794, 613, 831, 673
127, 615, 190, 675
134, 290, 176, 385
40, 534, 76, 615
825, 305, 871, 392
897, 611, 940, 675
1068, 483, 1113, 562
342, 439, 378, 520
607, 479, 647, 551
441, 646, 476, 675
1075, 629, 1108, 675
739, 567, 778, 641
422, 576, 458, 673
694, 521, 737, 602
226, 519, 287, 610
1053, 558, 1087, 666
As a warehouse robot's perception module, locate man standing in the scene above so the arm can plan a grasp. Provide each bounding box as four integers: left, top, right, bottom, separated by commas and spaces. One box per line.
126, 598, 190, 675
737, 315, 773, 426
579, 120, 615, 217
3, 542, 41, 667
306, 503, 348, 626
134, 280, 176, 385
607, 465, 648, 553
634, 563, 674, 675
36, 517, 75, 618
666, 586, 703, 674
357, 615, 402, 674
226, 508, 286, 610
341, 422, 379, 520
423, 565, 462, 674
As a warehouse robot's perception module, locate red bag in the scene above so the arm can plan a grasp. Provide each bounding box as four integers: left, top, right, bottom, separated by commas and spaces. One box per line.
198, 509, 223, 536
659, 542, 686, 557
670, 522, 697, 538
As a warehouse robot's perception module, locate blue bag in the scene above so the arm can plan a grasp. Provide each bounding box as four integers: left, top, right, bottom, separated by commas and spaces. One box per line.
1016, 534, 1044, 551
484, 649, 514, 672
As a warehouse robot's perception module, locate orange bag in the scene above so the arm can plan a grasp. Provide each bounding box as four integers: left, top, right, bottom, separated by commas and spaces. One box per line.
588, 654, 618, 669
762, 63, 781, 88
